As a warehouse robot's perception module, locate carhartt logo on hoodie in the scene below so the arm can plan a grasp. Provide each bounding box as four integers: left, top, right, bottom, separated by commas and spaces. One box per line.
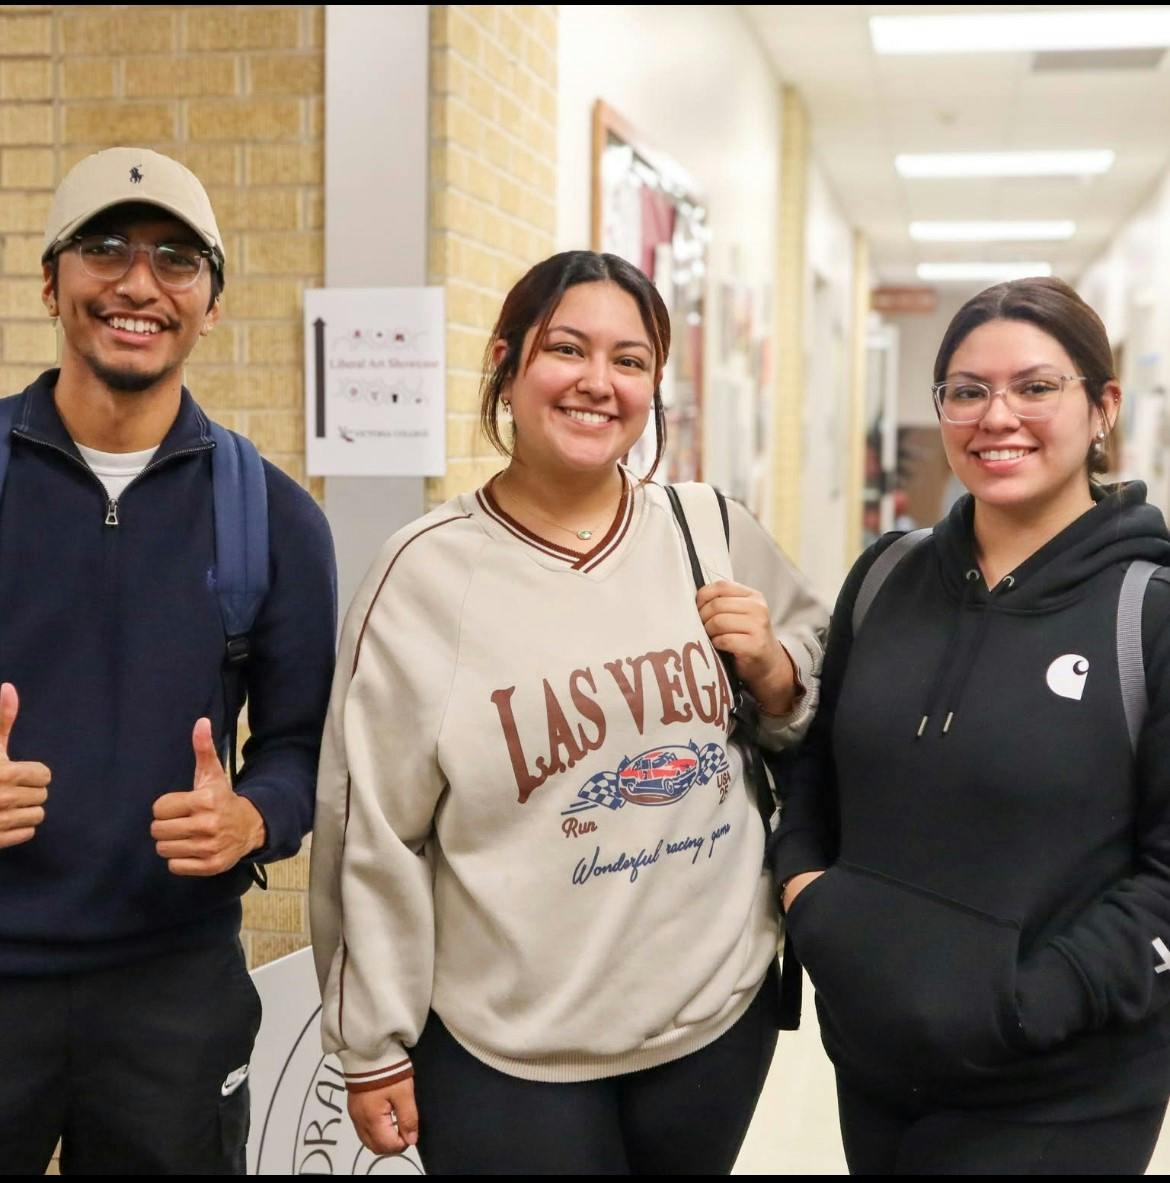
1046, 654, 1090, 701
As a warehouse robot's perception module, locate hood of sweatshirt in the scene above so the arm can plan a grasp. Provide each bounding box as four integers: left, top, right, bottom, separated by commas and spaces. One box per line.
914, 481, 1170, 740
932, 480, 1170, 609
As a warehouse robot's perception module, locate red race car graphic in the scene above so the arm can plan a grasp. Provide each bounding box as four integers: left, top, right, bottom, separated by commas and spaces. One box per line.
616, 745, 700, 806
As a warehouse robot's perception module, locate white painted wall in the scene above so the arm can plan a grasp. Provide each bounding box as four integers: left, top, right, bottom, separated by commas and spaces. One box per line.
1079, 171, 1170, 396
800, 160, 856, 602
1078, 172, 1170, 512
557, 4, 781, 511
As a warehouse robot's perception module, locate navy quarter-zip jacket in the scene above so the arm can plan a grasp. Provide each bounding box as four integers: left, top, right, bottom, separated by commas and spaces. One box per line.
775, 483, 1170, 1119
0, 371, 336, 973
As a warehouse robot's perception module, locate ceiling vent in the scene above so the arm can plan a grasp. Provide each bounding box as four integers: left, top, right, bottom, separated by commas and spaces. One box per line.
1032, 47, 1166, 71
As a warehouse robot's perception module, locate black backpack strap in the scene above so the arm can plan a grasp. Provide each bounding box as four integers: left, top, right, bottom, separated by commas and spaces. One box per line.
666, 484, 801, 1030
664, 485, 708, 591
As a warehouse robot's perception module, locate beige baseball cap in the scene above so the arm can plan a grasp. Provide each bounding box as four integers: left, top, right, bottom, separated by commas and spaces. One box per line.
42, 146, 225, 270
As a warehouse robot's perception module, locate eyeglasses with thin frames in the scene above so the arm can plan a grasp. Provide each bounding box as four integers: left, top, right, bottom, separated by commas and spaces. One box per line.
58, 233, 216, 291
931, 374, 1086, 424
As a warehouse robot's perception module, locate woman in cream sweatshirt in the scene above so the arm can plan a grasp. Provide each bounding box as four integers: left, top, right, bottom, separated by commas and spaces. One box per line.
311, 250, 826, 1173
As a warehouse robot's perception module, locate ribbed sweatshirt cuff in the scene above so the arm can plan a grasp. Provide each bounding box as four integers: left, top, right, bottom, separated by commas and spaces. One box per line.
339, 1047, 414, 1093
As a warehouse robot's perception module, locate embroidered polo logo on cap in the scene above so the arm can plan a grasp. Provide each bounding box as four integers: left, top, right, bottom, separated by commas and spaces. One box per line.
129, 166, 143, 184
1046, 654, 1089, 701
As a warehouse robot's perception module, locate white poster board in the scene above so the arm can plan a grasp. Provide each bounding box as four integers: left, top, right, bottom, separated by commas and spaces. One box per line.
304, 288, 446, 477
247, 947, 424, 1176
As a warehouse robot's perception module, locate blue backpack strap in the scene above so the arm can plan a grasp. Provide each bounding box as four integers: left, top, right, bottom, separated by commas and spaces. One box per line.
852, 527, 933, 635
209, 422, 270, 887
209, 422, 270, 658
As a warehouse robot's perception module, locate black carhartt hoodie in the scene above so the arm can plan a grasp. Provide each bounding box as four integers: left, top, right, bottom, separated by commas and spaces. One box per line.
775, 483, 1170, 1118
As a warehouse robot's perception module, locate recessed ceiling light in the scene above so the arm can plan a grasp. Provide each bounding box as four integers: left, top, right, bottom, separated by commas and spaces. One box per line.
910, 221, 1076, 243
917, 262, 1054, 282
872, 10, 1170, 55
896, 151, 1114, 178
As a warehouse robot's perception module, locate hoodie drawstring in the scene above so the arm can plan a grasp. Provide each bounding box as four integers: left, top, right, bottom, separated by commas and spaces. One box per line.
916, 569, 979, 738
916, 570, 1015, 738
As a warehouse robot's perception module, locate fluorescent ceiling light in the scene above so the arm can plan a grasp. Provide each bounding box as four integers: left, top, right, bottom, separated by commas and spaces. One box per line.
872, 10, 1170, 54
910, 221, 1076, 243
917, 262, 1054, 282
896, 151, 1114, 178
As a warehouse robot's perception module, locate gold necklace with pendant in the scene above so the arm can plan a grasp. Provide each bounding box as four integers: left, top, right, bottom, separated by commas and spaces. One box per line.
496, 474, 621, 542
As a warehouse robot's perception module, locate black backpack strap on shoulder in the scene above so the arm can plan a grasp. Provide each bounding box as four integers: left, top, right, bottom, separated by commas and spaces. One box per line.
714, 486, 730, 547
851, 527, 932, 636
664, 484, 708, 591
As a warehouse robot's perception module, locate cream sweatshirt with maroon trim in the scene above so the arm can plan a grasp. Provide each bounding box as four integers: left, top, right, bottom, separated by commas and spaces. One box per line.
310, 477, 827, 1089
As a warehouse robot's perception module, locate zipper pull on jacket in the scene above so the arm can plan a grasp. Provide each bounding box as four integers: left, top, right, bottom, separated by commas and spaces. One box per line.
105, 498, 119, 527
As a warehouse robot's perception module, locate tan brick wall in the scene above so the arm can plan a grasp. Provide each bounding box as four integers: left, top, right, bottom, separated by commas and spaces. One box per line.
426, 5, 558, 506
0, 4, 323, 969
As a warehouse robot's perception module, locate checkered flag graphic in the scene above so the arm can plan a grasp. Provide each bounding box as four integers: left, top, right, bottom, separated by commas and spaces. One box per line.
576, 770, 625, 810
698, 743, 728, 784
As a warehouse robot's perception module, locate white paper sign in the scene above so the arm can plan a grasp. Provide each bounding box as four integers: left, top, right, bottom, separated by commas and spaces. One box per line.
304, 288, 446, 477
247, 947, 425, 1176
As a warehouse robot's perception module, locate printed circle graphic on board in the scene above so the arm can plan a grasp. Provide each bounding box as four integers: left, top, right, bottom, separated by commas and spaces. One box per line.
617, 745, 700, 806
256, 1004, 424, 1175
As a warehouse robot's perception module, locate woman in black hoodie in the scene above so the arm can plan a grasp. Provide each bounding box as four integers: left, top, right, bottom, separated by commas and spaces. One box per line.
774, 277, 1170, 1174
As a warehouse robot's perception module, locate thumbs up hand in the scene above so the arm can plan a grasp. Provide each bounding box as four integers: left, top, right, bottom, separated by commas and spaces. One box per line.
0, 683, 51, 850
150, 718, 267, 876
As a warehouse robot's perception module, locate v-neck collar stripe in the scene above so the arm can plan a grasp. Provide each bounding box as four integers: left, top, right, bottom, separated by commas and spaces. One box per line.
578, 478, 634, 571
476, 487, 575, 562
477, 471, 635, 571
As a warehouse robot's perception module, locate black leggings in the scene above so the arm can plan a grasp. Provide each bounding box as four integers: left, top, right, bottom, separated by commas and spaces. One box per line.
410, 985, 777, 1174
837, 1075, 1168, 1176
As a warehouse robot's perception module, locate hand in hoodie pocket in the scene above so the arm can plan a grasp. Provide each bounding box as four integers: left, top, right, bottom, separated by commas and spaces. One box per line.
786, 861, 1028, 1085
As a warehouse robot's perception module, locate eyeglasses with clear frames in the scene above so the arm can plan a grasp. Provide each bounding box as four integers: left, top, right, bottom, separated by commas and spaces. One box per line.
59, 233, 216, 291
931, 373, 1086, 424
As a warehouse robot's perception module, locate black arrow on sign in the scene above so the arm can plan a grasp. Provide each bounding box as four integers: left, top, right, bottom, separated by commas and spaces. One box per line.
314, 317, 326, 439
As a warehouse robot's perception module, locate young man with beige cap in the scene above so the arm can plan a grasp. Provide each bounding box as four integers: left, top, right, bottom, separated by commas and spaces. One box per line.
0, 147, 336, 1173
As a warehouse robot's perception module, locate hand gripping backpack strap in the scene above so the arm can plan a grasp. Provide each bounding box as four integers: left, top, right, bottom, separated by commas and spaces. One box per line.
665, 484, 801, 1028
664, 484, 786, 829
209, 423, 271, 887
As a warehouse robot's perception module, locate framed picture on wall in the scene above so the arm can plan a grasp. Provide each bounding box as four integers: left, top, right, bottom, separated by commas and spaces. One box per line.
591, 100, 709, 482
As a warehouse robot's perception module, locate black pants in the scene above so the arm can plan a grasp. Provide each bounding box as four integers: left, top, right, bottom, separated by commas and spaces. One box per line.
411, 984, 778, 1174
837, 1074, 1168, 1175
0, 940, 261, 1175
